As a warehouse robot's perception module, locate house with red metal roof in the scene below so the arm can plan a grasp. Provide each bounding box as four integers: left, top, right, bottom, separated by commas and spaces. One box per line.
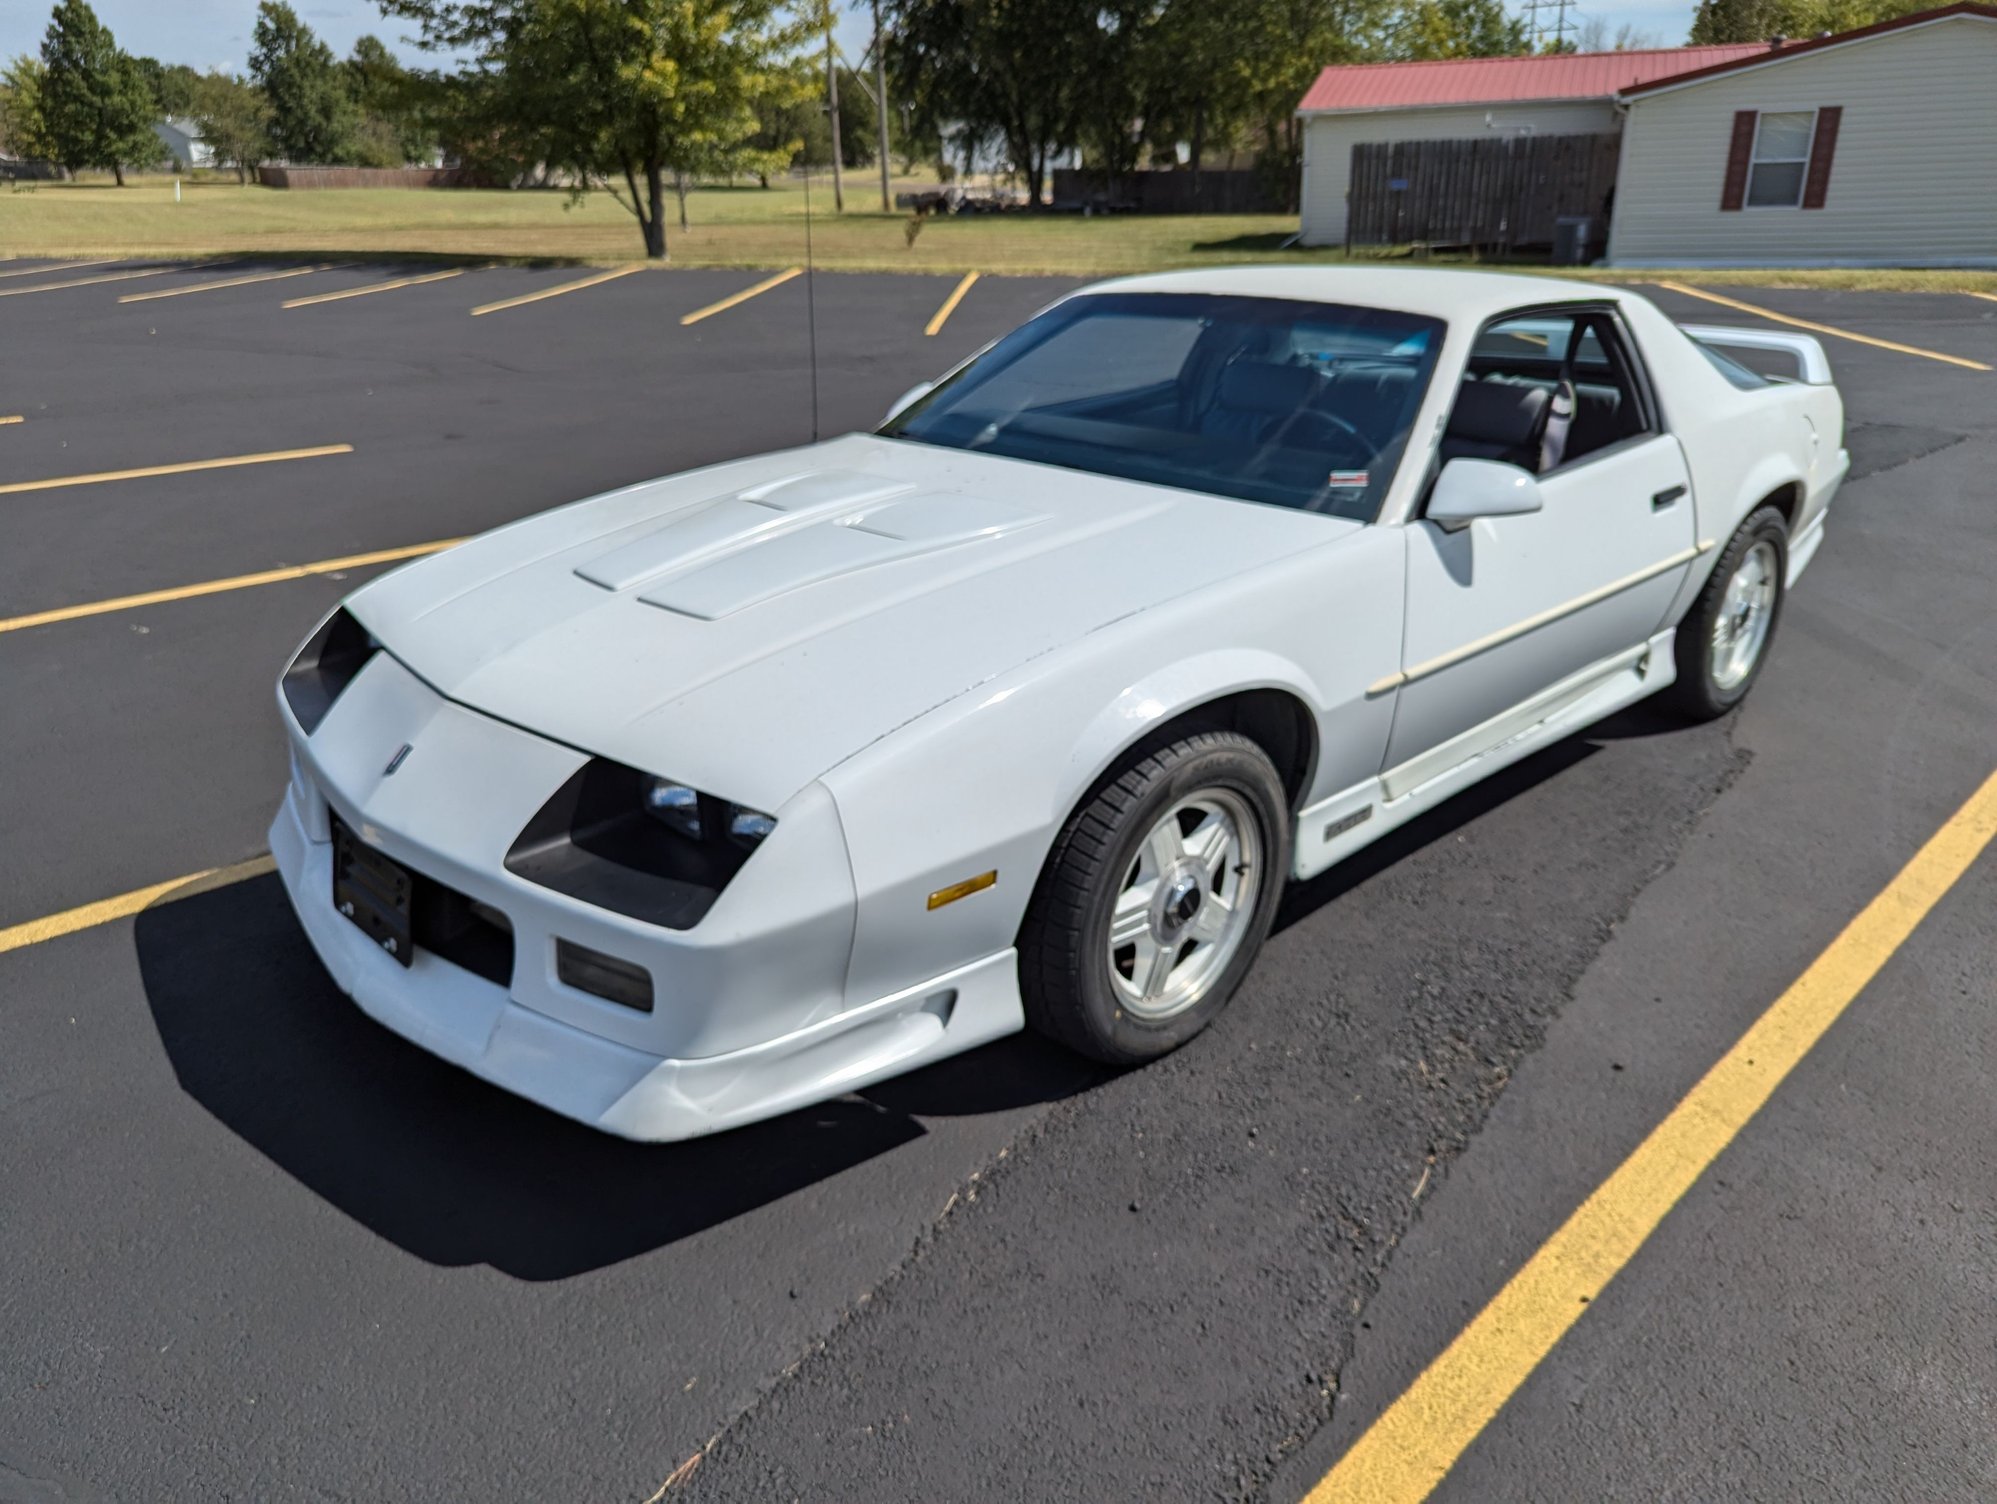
1298, 4, 1997, 267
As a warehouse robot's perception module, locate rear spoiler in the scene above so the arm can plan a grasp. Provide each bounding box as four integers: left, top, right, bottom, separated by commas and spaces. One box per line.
1681, 323, 1834, 386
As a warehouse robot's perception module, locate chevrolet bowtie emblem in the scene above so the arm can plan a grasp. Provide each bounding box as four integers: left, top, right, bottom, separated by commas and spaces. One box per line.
383, 743, 412, 776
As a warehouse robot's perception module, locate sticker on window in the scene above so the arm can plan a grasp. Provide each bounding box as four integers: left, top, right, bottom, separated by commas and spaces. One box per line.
1326, 469, 1369, 487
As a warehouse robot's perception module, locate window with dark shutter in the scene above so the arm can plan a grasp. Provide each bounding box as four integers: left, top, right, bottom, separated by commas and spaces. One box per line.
1802, 106, 1843, 208
1720, 110, 1757, 211
1745, 111, 1816, 206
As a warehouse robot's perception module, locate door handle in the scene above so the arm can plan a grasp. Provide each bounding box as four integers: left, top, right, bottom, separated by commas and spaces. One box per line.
1652, 485, 1687, 510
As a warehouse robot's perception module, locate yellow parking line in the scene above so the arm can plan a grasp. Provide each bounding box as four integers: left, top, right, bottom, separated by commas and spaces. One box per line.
0, 537, 461, 636
1304, 765, 1997, 1504
924, 270, 980, 336
679, 267, 803, 326
284, 268, 463, 308
0, 266, 180, 299
471, 263, 645, 316
1657, 281, 1992, 371
0, 443, 352, 498
0, 415, 21, 425
0, 855, 277, 958
1968, 292, 1997, 304
122, 264, 334, 303
0, 258, 113, 280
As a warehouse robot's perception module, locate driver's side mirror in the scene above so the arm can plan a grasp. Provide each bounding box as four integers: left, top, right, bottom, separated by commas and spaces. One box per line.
882, 381, 933, 426
1427, 458, 1545, 531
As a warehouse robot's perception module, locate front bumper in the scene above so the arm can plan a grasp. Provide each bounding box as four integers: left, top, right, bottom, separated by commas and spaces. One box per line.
269, 650, 1024, 1140
272, 790, 1021, 1140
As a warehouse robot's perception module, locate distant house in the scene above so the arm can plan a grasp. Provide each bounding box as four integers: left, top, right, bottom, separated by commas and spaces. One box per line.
1296, 4, 1997, 268
153, 117, 214, 171
1610, 3, 1997, 266
1295, 45, 1765, 248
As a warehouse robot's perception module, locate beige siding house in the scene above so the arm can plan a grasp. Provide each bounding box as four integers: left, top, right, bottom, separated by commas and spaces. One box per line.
1609, 6, 1997, 266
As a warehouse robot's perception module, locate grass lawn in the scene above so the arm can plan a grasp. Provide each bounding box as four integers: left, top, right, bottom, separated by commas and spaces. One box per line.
6, 173, 1997, 293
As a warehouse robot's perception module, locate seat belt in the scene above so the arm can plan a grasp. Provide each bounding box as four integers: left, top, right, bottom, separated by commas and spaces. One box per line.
1539, 378, 1576, 473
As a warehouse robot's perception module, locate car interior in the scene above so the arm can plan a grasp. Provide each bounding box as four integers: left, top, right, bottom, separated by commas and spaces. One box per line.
1439, 310, 1655, 477
885, 292, 1449, 518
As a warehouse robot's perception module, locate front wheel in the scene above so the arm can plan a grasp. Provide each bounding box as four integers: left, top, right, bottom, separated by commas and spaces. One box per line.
1019, 731, 1290, 1065
1668, 505, 1788, 720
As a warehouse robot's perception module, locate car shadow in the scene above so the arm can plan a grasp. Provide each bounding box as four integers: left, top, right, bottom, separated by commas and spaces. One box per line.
134, 875, 1090, 1281
1274, 707, 1695, 933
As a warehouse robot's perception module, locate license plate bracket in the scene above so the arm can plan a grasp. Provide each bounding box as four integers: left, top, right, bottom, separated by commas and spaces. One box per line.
333, 819, 414, 967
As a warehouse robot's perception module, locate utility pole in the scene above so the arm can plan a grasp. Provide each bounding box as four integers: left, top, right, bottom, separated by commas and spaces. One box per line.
872, 0, 892, 212
1520, 0, 1580, 50
824, 4, 845, 213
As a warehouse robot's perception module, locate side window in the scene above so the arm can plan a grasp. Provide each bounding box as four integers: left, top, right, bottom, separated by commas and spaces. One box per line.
1564, 315, 1655, 464
1444, 309, 1655, 476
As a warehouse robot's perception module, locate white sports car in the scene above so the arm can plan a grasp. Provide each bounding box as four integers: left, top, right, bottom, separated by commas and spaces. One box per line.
271, 268, 1846, 1140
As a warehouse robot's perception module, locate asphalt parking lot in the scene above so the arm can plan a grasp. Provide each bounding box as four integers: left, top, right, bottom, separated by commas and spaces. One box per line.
2, 258, 1992, 1503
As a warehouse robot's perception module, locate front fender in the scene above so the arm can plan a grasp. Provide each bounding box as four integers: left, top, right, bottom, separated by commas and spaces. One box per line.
820, 647, 1329, 1011
822, 529, 1403, 1010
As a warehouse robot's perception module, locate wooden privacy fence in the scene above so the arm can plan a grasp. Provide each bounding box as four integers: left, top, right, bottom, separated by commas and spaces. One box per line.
1346, 133, 1619, 251
257, 166, 471, 189
1049, 168, 1288, 214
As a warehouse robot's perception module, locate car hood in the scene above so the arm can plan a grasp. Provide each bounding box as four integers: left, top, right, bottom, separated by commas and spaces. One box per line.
348, 434, 1355, 811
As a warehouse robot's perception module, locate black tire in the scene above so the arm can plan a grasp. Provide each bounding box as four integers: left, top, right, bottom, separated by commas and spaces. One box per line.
1668, 504, 1789, 721
1018, 730, 1290, 1065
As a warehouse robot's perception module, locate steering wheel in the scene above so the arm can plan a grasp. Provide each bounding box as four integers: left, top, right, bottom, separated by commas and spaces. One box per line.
1256, 408, 1375, 470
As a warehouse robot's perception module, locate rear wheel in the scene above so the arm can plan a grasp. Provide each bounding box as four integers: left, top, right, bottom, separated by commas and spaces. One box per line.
1669, 505, 1788, 720
1019, 730, 1289, 1065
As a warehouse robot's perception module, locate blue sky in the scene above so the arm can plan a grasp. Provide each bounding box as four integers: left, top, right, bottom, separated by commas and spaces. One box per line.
0, 0, 1699, 78
0, 0, 879, 72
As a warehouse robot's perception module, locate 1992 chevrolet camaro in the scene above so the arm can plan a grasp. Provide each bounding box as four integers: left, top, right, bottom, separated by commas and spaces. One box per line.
272, 268, 1846, 1140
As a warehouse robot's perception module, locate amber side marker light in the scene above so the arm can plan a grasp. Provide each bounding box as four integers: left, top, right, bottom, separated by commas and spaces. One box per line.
927, 870, 997, 911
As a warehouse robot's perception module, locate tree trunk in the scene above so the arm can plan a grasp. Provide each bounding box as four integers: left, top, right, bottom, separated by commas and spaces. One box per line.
644, 160, 667, 259
675, 170, 689, 231
114, 163, 126, 187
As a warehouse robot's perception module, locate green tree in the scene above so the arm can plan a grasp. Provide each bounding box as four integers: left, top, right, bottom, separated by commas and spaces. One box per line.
1129, 0, 1397, 203
131, 56, 203, 116
250, 1, 357, 162
747, 76, 826, 175
1396, 0, 1528, 57
1690, 0, 1923, 40
346, 34, 435, 164
419, 68, 538, 183
1688, 0, 1798, 41
1069, 0, 1151, 189
833, 63, 876, 169
1135, 0, 1253, 177
383, 0, 814, 259
0, 55, 57, 162
190, 70, 271, 182
886, 0, 1107, 205
38, 0, 159, 184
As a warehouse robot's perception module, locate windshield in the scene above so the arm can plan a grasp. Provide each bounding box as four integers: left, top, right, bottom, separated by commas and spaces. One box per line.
879, 292, 1445, 520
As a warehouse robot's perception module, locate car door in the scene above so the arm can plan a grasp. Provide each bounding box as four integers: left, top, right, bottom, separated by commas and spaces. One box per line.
1381, 308, 1697, 792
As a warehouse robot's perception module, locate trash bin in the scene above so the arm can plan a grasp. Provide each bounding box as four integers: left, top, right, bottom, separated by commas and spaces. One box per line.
1553, 215, 1597, 266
